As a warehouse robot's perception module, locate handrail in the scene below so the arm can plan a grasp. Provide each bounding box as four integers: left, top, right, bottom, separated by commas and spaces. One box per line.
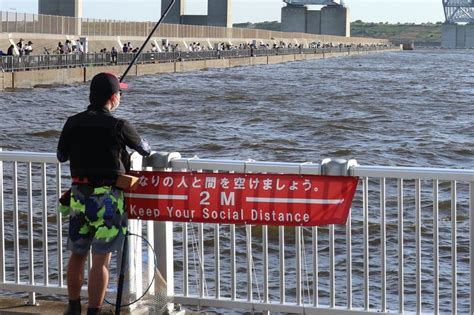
0, 151, 58, 163
0, 46, 396, 72
354, 165, 474, 181
0, 151, 472, 181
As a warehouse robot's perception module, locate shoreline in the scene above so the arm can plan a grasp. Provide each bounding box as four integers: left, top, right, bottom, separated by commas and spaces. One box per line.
0, 47, 401, 91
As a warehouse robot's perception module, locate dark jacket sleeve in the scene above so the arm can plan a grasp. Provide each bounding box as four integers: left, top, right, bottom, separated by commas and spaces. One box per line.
57, 119, 71, 162
120, 119, 151, 157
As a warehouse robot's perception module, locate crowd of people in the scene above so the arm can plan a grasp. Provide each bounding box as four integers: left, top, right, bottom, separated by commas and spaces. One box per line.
1, 38, 393, 58
55, 39, 84, 54
0, 38, 34, 56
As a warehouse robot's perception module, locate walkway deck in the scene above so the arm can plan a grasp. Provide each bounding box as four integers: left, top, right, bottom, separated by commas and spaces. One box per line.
0, 297, 210, 314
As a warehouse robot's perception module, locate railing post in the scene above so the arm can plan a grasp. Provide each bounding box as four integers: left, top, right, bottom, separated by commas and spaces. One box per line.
141, 152, 181, 300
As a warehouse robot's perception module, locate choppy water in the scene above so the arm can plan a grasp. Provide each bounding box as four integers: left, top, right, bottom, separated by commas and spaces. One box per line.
1, 50, 472, 167
0, 50, 473, 313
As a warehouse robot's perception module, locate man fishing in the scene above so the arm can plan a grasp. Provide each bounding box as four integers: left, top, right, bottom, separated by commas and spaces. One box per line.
57, 72, 151, 315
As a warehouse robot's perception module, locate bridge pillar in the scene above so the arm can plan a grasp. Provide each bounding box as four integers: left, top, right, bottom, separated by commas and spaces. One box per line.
281, 5, 307, 33
38, 0, 82, 34
442, 24, 457, 49
208, 0, 233, 28
162, 0, 185, 24
442, 24, 474, 49
320, 5, 350, 37
306, 10, 321, 35
38, 0, 82, 17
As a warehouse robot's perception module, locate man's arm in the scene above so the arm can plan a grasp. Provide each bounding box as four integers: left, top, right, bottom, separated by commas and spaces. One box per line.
120, 120, 151, 157
57, 119, 71, 162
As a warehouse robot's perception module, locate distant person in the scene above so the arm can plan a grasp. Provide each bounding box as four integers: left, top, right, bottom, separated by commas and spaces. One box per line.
122, 43, 128, 53
57, 42, 63, 54
17, 38, 25, 56
7, 44, 15, 56
24, 41, 33, 55
76, 40, 84, 54
63, 40, 71, 54
111, 46, 118, 64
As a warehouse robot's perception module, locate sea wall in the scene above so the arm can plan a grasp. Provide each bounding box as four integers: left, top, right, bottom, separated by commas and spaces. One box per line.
1, 47, 401, 91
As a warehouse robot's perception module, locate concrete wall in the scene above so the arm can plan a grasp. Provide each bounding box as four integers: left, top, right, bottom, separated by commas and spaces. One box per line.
281, 6, 307, 33
306, 10, 321, 35
162, 0, 185, 24
208, 0, 233, 28
181, 15, 208, 26
442, 24, 457, 49
38, 0, 83, 17
320, 6, 350, 37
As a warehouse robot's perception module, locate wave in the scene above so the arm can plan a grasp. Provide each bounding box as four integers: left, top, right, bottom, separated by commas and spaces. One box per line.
27, 130, 61, 138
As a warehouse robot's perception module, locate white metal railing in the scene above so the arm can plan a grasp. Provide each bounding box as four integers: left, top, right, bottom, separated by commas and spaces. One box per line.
0, 149, 64, 306
0, 150, 473, 314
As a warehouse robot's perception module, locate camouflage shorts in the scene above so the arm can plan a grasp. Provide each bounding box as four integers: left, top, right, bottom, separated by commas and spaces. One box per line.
59, 184, 128, 256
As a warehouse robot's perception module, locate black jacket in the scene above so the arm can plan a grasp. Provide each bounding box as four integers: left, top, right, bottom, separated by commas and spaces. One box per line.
57, 105, 151, 180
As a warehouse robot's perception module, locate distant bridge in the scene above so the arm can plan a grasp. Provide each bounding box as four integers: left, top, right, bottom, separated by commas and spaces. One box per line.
443, 0, 474, 23
441, 0, 474, 48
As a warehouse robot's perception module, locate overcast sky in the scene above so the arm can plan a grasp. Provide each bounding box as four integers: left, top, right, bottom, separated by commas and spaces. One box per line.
0, 0, 445, 23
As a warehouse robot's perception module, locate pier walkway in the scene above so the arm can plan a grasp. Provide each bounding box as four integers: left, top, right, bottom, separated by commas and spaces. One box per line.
0, 45, 400, 91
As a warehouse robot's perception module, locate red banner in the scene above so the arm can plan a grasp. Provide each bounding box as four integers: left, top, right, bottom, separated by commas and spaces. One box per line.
125, 171, 358, 226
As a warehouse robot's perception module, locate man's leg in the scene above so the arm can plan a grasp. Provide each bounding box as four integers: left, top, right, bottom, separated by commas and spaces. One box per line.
88, 252, 112, 308
64, 252, 88, 314
67, 252, 88, 299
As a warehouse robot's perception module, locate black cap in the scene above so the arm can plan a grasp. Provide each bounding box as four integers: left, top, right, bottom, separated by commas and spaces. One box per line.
89, 72, 128, 106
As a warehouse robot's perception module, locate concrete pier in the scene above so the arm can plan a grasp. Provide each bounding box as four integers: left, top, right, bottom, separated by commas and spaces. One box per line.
442, 23, 474, 48
38, 0, 83, 34
0, 47, 400, 91
38, 0, 83, 17
320, 6, 350, 37
281, 5, 350, 37
208, 0, 233, 28
281, 5, 308, 33
306, 10, 321, 35
162, 0, 185, 24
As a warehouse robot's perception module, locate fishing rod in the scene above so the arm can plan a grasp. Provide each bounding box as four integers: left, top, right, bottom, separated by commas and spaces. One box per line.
115, 1, 176, 314
120, 0, 176, 83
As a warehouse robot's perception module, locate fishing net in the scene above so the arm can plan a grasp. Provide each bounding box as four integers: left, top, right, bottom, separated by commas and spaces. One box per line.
102, 233, 172, 314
